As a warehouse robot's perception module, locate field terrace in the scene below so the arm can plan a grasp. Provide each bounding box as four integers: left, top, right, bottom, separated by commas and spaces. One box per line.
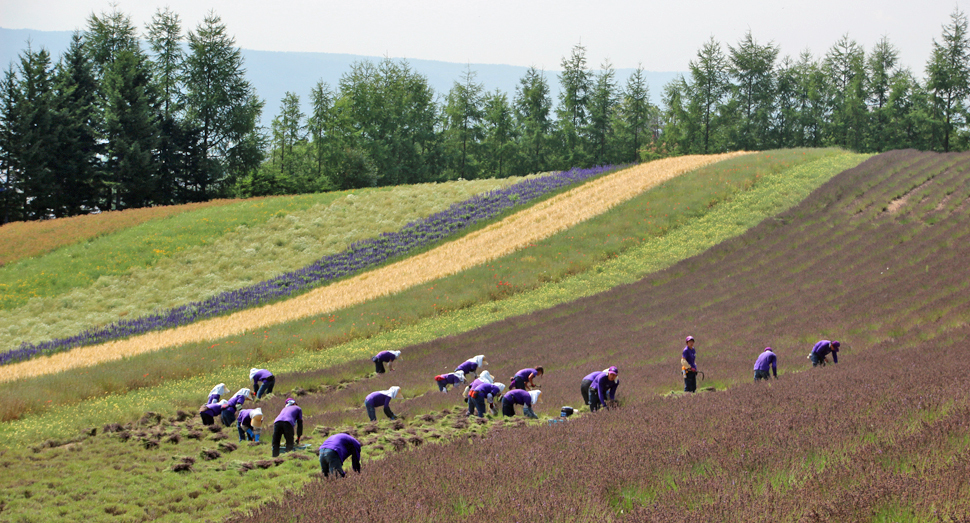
228, 149, 970, 521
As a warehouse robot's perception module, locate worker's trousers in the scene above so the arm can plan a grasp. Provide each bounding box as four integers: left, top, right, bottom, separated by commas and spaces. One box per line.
272, 421, 295, 457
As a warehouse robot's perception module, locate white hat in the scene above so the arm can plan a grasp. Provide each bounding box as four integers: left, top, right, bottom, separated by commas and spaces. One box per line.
390, 350, 402, 359
454, 370, 465, 382
529, 390, 542, 404
469, 355, 485, 367
209, 383, 228, 397
494, 382, 506, 394
249, 368, 261, 379
234, 388, 254, 401
379, 386, 400, 399
479, 370, 494, 384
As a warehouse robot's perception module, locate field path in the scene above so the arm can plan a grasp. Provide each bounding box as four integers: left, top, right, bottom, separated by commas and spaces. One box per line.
3, 153, 746, 382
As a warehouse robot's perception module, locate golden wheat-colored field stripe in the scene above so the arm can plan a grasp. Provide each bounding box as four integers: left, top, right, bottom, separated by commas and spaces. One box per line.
1, 153, 746, 383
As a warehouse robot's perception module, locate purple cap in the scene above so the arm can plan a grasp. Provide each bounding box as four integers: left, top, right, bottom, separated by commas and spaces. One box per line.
832, 341, 840, 348
607, 366, 618, 375
685, 336, 694, 343
764, 347, 773, 351
285, 398, 296, 406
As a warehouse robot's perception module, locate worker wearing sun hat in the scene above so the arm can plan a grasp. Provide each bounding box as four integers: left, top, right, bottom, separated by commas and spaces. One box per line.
198, 399, 229, 426
434, 370, 465, 392
682, 336, 698, 393
588, 366, 619, 411
502, 388, 540, 419
364, 386, 400, 421
250, 368, 275, 399
237, 408, 264, 442
462, 370, 494, 402
221, 388, 256, 426
271, 398, 303, 457
371, 350, 401, 374
207, 383, 229, 404
468, 381, 506, 418
455, 355, 486, 379
754, 347, 778, 381
810, 340, 840, 367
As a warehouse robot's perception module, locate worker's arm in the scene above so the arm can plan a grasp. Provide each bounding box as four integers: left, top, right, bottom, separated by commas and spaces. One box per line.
831, 350, 838, 364
296, 418, 303, 443
351, 445, 362, 473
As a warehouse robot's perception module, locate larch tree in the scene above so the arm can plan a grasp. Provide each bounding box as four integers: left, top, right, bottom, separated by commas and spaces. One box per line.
926, 7, 970, 152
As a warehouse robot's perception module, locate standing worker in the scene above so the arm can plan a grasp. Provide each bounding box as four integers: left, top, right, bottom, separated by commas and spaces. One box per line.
753, 347, 778, 381
236, 408, 263, 442
371, 350, 401, 374
207, 383, 228, 404
364, 386, 400, 421
198, 400, 229, 426
467, 382, 505, 418
809, 340, 840, 367
250, 368, 275, 399
318, 433, 363, 478
588, 366, 619, 411
271, 398, 303, 457
502, 389, 541, 419
222, 388, 255, 426
682, 336, 698, 393
434, 370, 465, 392
510, 367, 543, 391
455, 355, 486, 379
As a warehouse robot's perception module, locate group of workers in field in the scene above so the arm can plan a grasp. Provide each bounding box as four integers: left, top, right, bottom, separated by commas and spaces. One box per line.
192, 337, 841, 478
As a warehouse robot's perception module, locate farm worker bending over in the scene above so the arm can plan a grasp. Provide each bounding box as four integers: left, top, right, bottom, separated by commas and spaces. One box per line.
455, 355, 486, 379
462, 370, 494, 401
434, 370, 465, 392
588, 366, 619, 411
222, 388, 255, 426
319, 433, 363, 478
372, 350, 401, 374
198, 400, 229, 426
207, 383, 228, 404
468, 382, 506, 418
502, 389, 541, 419
682, 336, 698, 393
364, 386, 400, 421
810, 340, 840, 367
511, 367, 543, 391
271, 398, 304, 457
237, 408, 263, 442
250, 368, 275, 399
753, 347, 778, 381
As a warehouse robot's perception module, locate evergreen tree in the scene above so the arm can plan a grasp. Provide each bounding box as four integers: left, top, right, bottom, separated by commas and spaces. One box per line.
725, 31, 778, 150
794, 51, 828, 148
615, 66, 653, 163
270, 91, 306, 181
823, 34, 867, 150
184, 12, 264, 198
687, 37, 729, 153
0, 66, 23, 223
556, 43, 592, 167
926, 8, 970, 152
479, 89, 518, 178
85, 8, 139, 79
659, 76, 693, 156
514, 66, 552, 173
444, 66, 485, 179
587, 60, 618, 165
307, 80, 338, 184
773, 55, 800, 148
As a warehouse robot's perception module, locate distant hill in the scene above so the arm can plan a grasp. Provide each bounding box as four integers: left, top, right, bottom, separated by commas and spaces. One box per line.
1, 27, 682, 127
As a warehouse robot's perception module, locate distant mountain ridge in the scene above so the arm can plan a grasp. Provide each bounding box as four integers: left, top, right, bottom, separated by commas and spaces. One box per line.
1, 27, 682, 127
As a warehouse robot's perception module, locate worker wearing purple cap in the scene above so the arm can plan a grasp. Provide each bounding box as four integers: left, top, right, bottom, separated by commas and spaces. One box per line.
198, 400, 229, 426
371, 350, 401, 374
589, 366, 619, 411
468, 382, 506, 417
682, 336, 698, 393
510, 367, 543, 391
271, 398, 303, 457
318, 433, 362, 478
502, 389, 541, 419
753, 347, 778, 381
810, 340, 840, 367
250, 368, 275, 399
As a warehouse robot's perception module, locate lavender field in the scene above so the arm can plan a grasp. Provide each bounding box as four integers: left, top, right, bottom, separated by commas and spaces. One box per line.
227, 150, 970, 521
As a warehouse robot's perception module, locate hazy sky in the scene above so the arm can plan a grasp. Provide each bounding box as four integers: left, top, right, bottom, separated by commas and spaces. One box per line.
0, 0, 962, 73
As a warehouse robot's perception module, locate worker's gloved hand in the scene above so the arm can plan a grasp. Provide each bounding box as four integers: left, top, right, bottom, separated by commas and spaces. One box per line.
352, 463, 361, 473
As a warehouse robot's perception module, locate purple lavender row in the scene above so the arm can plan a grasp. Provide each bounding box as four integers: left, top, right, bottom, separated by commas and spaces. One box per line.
2, 164, 622, 366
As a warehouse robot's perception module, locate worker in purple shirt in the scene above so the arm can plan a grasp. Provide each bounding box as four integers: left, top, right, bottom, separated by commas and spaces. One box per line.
753, 347, 778, 381
237, 408, 263, 442
682, 336, 698, 393
510, 367, 543, 391
198, 400, 229, 426
467, 382, 506, 418
271, 398, 303, 457
588, 366, 619, 411
462, 370, 494, 402
371, 350, 401, 374
810, 340, 840, 367
364, 386, 400, 421
434, 370, 465, 392
207, 383, 228, 404
319, 433, 363, 478
502, 389, 541, 419
250, 368, 275, 399
455, 355, 486, 379
221, 388, 255, 426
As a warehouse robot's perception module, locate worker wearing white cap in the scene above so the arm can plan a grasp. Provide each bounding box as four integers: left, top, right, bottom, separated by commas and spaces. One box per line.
502, 389, 541, 419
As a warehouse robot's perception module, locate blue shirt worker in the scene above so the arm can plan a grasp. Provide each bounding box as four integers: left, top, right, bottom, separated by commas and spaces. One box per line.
271, 398, 303, 457
810, 340, 840, 367
502, 389, 541, 419
682, 336, 698, 393
371, 350, 401, 374
250, 368, 275, 398
318, 433, 363, 478
753, 347, 778, 381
